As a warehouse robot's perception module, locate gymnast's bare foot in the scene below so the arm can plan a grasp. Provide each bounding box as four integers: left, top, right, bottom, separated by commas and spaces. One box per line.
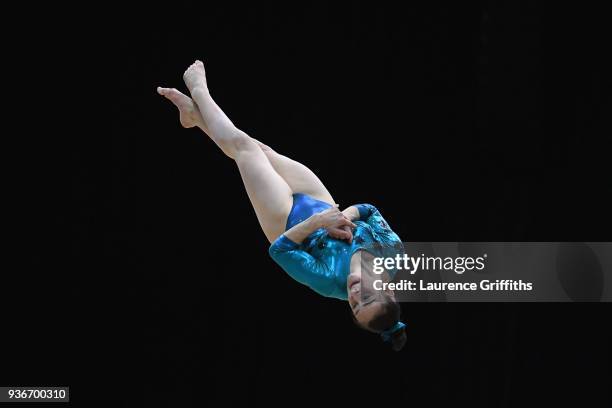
157, 87, 204, 129
183, 60, 208, 93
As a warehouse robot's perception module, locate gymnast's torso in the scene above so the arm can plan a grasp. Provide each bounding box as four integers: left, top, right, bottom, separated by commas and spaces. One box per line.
269, 193, 403, 300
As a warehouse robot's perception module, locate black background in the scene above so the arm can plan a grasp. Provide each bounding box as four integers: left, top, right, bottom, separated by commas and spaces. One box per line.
10, 1, 612, 407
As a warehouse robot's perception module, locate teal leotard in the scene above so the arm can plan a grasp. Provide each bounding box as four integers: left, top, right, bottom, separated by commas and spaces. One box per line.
269, 194, 403, 300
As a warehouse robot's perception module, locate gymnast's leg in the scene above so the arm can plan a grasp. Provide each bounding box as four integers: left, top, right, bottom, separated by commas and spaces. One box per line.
250, 140, 336, 206
159, 61, 292, 243
157, 84, 335, 207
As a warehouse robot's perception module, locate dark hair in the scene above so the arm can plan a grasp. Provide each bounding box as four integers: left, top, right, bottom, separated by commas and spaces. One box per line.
352, 294, 407, 351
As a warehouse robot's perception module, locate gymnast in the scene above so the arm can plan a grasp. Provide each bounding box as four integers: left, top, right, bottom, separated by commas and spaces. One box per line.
158, 60, 407, 351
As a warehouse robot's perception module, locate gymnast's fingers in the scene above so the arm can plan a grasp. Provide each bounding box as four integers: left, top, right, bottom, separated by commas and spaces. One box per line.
327, 227, 347, 239
340, 217, 357, 228
341, 225, 353, 243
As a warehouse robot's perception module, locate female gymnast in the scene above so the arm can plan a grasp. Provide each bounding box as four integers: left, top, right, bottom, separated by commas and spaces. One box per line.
158, 60, 407, 351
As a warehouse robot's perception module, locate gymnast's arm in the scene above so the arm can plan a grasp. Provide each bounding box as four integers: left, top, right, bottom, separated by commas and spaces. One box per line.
344, 204, 400, 250
268, 208, 355, 295
342, 204, 377, 223
284, 206, 356, 244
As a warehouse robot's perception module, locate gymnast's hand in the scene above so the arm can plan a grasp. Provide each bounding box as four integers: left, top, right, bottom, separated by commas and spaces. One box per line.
317, 206, 356, 243
332, 225, 354, 243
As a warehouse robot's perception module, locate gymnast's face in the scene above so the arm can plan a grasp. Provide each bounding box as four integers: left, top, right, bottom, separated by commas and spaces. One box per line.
347, 252, 395, 329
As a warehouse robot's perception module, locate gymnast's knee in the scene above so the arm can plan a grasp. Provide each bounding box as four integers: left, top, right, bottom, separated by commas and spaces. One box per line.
223, 129, 259, 159
256, 141, 273, 153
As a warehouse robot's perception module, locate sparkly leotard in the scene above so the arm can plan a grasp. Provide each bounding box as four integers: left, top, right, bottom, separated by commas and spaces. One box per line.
269, 194, 403, 300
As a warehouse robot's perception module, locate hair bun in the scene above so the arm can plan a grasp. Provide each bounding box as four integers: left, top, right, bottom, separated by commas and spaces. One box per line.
390, 327, 407, 351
